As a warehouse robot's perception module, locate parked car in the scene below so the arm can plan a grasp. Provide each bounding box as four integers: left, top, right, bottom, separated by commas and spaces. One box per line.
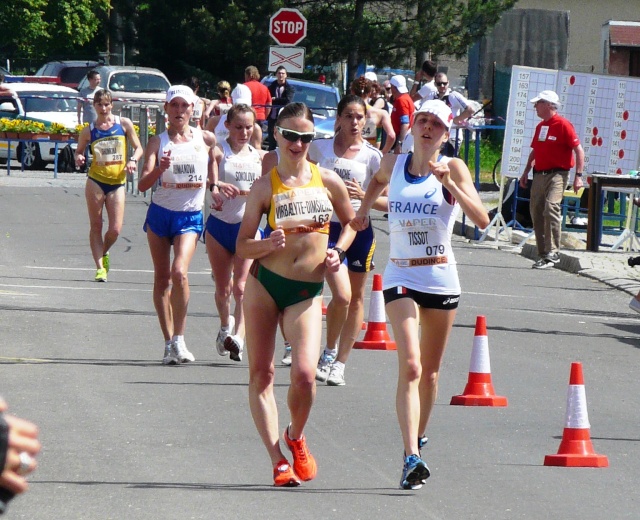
0, 83, 79, 169
77, 65, 170, 123
35, 60, 100, 88
260, 77, 340, 141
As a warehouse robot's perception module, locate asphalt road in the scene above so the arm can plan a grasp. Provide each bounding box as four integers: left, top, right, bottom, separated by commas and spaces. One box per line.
0, 180, 639, 519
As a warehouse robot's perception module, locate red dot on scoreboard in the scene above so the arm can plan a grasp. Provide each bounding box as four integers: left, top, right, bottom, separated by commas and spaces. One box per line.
598, 137, 603, 146
623, 111, 629, 120
619, 149, 625, 159
570, 76, 576, 85
591, 137, 598, 146
592, 127, 598, 136
621, 130, 627, 140
617, 168, 623, 174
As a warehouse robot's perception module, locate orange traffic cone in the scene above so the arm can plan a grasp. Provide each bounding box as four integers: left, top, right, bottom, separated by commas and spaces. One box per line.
450, 316, 507, 406
353, 274, 396, 350
544, 362, 608, 467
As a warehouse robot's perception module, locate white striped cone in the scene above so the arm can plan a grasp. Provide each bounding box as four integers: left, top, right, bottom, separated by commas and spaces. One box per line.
544, 362, 608, 467
353, 274, 396, 350
450, 315, 507, 406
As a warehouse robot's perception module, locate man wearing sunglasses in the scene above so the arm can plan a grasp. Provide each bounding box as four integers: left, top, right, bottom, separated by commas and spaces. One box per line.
434, 72, 474, 156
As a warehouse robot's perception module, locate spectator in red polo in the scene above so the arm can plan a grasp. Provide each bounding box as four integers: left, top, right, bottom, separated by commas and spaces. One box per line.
519, 90, 584, 270
244, 65, 272, 124
389, 75, 414, 154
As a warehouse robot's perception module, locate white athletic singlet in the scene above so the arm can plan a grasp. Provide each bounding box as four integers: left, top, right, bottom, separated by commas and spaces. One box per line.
214, 114, 229, 144
212, 139, 263, 224
383, 153, 460, 295
151, 128, 209, 212
308, 139, 382, 222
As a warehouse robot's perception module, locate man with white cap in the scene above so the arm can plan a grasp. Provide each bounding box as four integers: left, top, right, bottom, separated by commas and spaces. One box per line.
519, 90, 584, 269
389, 75, 414, 153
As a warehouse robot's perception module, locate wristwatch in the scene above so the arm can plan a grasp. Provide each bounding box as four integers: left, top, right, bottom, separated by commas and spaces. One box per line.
333, 247, 346, 263
575, 172, 583, 177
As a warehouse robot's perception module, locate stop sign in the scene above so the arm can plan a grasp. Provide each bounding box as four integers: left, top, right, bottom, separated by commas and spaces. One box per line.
269, 8, 307, 46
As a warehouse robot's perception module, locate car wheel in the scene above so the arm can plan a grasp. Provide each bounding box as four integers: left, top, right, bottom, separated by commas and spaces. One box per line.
18, 141, 46, 170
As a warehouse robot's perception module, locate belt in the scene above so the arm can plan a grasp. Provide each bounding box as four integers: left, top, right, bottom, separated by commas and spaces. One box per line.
533, 168, 568, 175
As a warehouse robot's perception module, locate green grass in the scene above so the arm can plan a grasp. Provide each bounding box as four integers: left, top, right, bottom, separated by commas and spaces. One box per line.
458, 138, 502, 185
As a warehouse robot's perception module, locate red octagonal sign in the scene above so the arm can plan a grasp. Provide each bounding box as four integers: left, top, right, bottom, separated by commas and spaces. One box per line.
270, 8, 307, 46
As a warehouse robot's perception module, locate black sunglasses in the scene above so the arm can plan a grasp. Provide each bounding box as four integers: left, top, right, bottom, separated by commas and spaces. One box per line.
436, 82, 448, 86
276, 126, 315, 144
385, 87, 392, 91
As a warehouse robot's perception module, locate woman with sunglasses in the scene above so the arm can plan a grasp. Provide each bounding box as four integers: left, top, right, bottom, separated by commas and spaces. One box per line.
308, 95, 387, 387
206, 103, 266, 363
352, 100, 489, 490
237, 102, 356, 487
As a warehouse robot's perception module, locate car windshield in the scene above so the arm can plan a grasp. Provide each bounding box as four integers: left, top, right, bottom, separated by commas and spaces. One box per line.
108, 72, 169, 93
290, 85, 338, 119
59, 67, 93, 85
21, 91, 79, 114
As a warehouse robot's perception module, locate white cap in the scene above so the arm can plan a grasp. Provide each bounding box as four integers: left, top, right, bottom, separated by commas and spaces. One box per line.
530, 90, 561, 107
415, 99, 454, 130
390, 75, 408, 94
166, 85, 196, 104
231, 84, 252, 105
364, 71, 378, 82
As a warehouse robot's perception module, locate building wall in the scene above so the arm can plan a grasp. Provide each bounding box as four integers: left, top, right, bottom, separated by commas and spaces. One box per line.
515, 0, 640, 72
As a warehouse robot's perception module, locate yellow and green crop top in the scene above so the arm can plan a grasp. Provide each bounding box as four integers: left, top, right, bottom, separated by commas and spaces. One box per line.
267, 164, 332, 234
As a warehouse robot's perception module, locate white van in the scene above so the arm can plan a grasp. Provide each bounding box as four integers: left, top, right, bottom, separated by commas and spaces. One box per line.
0, 83, 80, 169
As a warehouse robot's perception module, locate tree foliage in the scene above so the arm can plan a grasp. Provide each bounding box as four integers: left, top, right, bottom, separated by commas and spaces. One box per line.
293, 0, 516, 80
0, 0, 109, 59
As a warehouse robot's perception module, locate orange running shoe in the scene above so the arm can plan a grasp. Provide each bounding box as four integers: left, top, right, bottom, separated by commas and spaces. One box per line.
283, 427, 317, 481
273, 459, 301, 487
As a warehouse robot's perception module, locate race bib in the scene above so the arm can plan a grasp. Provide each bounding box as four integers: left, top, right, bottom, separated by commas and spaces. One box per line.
389, 217, 452, 267
362, 119, 377, 143
162, 152, 204, 189
273, 187, 332, 233
93, 137, 125, 166
223, 156, 262, 195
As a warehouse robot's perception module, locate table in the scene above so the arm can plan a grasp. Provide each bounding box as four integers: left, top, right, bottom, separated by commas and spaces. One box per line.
586, 173, 640, 251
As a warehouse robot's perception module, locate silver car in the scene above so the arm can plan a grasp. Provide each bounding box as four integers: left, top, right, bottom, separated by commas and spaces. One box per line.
77, 65, 170, 124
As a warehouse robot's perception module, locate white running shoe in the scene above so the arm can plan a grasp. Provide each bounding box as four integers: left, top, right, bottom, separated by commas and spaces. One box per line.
215, 315, 235, 356
224, 334, 244, 362
162, 342, 179, 365
327, 362, 345, 386
173, 339, 195, 363
282, 343, 292, 366
315, 350, 336, 382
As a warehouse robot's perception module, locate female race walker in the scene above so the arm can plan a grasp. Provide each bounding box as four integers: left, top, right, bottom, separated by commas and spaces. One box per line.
138, 85, 217, 365
350, 77, 396, 154
75, 88, 143, 282
308, 95, 387, 386
206, 103, 266, 362
237, 102, 356, 487
353, 100, 489, 489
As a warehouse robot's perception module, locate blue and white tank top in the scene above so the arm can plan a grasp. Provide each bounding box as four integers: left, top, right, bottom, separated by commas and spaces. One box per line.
383, 153, 460, 295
